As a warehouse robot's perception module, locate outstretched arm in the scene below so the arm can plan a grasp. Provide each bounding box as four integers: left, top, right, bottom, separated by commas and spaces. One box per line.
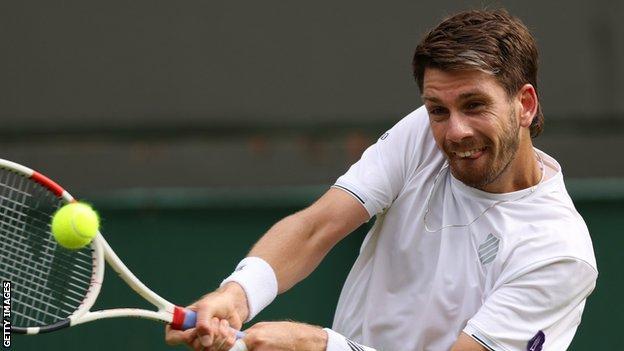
240, 321, 379, 351
248, 187, 369, 293
236, 324, 487, 351
165, 187, 369, 350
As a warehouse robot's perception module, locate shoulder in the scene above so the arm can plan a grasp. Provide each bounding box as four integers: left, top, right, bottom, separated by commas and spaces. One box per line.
491, 170, 597, 284
497, 199, 597, 283
381, 105, 431, 141
378, 106, 441, 168
506, 220, 595, 267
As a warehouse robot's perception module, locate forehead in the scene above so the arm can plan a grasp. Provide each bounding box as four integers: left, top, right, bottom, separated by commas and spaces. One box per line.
422, 68, 506, 102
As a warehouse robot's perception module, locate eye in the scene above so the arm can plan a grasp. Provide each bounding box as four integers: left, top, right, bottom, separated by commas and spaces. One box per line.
427, 106, 448, 116
466, 101, 485, 110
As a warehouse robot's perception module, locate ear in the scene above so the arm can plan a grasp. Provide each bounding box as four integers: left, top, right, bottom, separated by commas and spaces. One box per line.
516, 84, 538, 128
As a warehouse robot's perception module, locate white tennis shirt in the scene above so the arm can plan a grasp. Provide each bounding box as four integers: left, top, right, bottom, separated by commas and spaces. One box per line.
331, 106, 597, 351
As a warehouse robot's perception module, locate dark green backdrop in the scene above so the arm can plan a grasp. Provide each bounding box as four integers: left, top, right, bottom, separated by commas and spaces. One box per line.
10, 183, 622, 350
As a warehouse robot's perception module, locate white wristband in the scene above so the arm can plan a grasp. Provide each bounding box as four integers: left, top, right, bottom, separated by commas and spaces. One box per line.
323, 328, 377, 351
220, 257, 278, 322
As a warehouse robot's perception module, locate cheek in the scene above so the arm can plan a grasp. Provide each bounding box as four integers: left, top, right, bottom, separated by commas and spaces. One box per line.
429, 123, 446, 148
493, 119, 514, 140
473, 118, 502, 142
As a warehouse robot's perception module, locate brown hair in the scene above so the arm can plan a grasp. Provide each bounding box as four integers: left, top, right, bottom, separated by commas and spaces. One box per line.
413, 9, 543, 138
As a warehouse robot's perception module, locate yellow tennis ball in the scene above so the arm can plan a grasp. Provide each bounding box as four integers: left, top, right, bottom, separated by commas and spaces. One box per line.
51, 202, 100, 249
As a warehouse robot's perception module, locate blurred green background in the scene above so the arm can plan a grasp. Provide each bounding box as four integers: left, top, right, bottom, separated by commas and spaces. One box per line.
2, 0, 622, 349
11, 188, 372, 350
11, 182, 624, 350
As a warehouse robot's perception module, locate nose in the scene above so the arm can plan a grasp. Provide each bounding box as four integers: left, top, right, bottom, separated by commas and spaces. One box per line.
446, 112, 474, 143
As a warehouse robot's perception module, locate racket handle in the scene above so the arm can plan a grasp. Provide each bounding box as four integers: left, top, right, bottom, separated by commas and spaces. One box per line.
172, 307, 246, 339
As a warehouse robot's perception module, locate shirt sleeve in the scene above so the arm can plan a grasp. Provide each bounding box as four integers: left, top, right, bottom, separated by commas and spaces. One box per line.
463, 258, 597, 351
324, 328, 378, 351
333, 106, 433, 217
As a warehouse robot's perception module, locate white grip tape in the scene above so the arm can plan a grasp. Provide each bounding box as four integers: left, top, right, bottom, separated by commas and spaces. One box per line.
221, 257, 278, 322
228, 339, 248, 351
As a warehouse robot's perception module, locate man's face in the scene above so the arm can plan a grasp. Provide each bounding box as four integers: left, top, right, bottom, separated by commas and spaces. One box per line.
422, 68, 521, 190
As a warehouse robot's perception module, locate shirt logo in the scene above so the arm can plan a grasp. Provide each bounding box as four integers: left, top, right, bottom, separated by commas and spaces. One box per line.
527, 331, 545, 351
478, 233, 500, 265
346, 338, 366, 351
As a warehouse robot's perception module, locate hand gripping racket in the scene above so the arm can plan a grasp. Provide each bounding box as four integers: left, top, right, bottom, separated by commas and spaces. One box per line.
0, 158, 247, 349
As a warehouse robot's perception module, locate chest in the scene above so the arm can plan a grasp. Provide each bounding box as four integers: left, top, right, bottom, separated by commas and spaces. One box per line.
373, 178, 509, 298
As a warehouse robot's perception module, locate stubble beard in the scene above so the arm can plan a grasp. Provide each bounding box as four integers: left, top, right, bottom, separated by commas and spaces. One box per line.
447, 112, 521, 190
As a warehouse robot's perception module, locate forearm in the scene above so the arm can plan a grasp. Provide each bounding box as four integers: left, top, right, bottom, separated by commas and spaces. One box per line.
246, 188, 368, 294
241, 321, 379, 351
221, 189, 367, 322
248, 210, 337, 293
247, 322, 329, 351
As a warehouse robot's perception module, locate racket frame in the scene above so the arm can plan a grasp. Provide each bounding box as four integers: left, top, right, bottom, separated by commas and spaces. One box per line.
0, 158, 199, 335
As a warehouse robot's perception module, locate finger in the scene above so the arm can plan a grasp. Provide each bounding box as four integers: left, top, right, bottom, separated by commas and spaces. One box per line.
210, 318, 226, 351
212, 317, 230, 351
191, 337, 204, 351
197, 311, 217, 347
214, 338, 226, 351
166, 325, 197, 346
201, 317, 221, 348
165, 325, 183, 346
218, 319, 236, 350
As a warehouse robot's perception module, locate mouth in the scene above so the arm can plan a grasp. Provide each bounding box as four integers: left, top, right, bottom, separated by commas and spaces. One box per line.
451, 146, 486, 159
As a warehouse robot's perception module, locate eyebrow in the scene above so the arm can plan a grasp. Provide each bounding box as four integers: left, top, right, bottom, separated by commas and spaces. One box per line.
422, 91, 489, 103
458, 92, 488, 100
421, 95, 441, 103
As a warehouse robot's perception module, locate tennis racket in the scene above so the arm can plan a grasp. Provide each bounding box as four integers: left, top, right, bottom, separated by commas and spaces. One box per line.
0, 158, 247, 350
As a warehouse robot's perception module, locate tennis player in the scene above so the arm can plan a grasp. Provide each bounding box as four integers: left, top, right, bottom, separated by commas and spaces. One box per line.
166, 9, 597, 351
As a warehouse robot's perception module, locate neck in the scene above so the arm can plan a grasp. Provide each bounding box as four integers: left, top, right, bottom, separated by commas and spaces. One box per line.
481, 142, 542, 194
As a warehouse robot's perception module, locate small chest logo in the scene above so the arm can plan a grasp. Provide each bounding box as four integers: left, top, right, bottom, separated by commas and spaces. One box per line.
478, 233, 500, 265
527, 331, 545, 351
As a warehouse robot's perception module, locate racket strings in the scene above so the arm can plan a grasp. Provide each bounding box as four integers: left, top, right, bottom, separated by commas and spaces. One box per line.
0, 171, 69, 325
0, 213, 94, 272
0, 237, 93, 306
0, 244, 90, 303
0, 169, 94, 328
